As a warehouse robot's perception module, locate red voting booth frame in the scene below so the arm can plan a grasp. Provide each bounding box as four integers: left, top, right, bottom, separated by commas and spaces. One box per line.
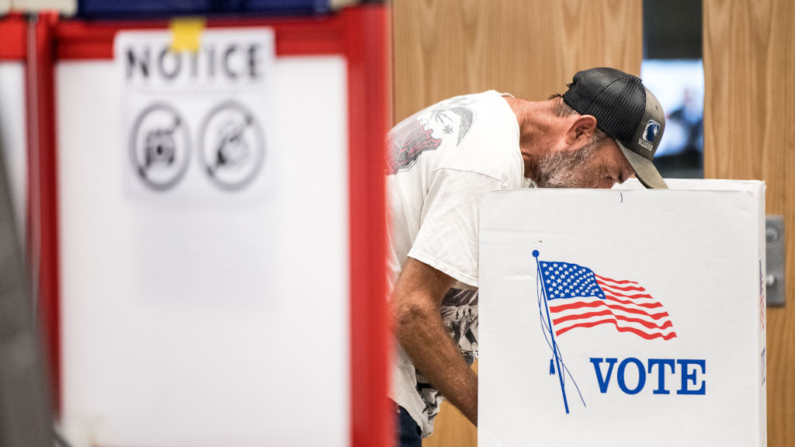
0, 7, 391, 447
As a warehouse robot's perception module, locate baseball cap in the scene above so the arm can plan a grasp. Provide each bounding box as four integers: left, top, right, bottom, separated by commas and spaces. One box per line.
562, 67, 668, 189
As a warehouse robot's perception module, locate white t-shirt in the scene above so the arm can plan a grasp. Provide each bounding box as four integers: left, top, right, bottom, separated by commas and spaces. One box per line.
387, 90, 534, 437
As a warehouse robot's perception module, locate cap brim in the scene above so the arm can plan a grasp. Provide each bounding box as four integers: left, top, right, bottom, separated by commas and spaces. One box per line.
617, 141, 668, 189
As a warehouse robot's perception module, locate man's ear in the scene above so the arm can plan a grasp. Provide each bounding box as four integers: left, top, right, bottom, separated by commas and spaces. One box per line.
565, 114, 599, 147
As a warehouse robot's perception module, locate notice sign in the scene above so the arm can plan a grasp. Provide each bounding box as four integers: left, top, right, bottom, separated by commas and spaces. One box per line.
116, 29, 275, 197
62, 29, 351, 446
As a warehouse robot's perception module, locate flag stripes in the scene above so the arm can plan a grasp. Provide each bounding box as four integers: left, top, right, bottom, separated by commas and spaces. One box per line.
539, 261, 676, 341
549, 299, 669, 317
556, 320, 676, 340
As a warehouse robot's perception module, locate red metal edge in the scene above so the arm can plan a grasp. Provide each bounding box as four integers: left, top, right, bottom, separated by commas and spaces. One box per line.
29, 11, 62, 414
343, 6, 392, 447
0, 13, 27, 60
54, 14, 348, 59
34, 6, 393, 444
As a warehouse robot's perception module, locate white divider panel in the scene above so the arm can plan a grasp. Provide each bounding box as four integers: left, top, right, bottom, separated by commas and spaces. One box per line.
0, 62, 27, 242
479, 181, 766, 447
57, 56, 350, 447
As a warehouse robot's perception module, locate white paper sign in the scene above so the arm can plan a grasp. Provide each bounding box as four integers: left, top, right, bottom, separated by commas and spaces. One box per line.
116, 29, 275, 199
60, 35, 350, 446
479, 180, 766, 447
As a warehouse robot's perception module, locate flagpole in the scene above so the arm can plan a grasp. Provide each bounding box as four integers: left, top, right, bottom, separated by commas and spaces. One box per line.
533, 250, 570, 414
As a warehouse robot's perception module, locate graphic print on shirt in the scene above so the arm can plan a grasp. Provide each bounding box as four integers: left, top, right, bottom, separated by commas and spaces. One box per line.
415, 288, 479, 423
387, 96, 478, 174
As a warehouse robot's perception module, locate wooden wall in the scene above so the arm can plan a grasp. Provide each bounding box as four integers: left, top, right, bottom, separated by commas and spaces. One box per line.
393, 1, 643, 445
703, 0, 795, 445
393, 0, 643, 123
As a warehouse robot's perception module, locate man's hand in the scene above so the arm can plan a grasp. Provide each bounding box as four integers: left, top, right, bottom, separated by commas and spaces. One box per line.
391, 257, 478, 426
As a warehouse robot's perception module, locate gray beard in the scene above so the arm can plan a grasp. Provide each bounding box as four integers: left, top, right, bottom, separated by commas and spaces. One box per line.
534, 142, 602, 188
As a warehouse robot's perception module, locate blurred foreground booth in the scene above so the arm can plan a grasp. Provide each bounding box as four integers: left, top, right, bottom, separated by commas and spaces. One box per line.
478, 180, 767, 446
0, 1, 391, 446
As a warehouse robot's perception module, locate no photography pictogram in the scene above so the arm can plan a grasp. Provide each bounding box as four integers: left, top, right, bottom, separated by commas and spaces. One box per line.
129, 103, 191, 191
198, 101, 266, 191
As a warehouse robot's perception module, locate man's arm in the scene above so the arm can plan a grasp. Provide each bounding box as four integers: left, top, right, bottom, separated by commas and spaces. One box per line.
391, 257, 478, 426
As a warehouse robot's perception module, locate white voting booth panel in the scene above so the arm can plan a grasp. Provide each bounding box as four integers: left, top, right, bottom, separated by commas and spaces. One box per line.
479, 180, 766, 447
57, 32, 350, 446
0, 61, 27, 243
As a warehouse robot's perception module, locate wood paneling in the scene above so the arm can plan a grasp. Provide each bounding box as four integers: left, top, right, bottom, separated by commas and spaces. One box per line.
393, 1, 643, 445
704, 0, 795, 445
393, 0, 642, 124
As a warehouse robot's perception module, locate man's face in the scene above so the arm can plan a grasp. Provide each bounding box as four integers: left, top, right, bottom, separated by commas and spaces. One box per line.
534, 138, 635, 189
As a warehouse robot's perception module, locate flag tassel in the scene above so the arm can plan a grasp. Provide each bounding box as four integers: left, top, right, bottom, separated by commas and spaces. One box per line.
534, 250, 570, 414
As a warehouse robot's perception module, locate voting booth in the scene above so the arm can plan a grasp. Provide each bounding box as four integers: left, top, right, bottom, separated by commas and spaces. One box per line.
8, 4, 391, 447
479, 180, 767, 447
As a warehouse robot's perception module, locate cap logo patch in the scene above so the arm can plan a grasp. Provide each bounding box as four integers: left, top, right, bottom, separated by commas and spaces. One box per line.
643, 119, 660, 143
637, 119, 660, 151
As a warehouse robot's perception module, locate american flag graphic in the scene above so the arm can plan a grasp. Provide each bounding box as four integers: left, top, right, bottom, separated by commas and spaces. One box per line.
538, 260, 676, 341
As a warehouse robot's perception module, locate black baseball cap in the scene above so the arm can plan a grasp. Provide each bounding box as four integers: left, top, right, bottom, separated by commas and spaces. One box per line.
562, 67, 667, 189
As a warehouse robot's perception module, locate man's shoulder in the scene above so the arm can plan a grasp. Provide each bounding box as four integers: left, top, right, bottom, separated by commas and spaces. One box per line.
388, 90, 522, 182
442, 136, 524, 188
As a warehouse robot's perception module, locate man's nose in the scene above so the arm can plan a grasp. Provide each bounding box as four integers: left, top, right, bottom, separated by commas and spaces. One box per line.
595, 178, 616, 189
